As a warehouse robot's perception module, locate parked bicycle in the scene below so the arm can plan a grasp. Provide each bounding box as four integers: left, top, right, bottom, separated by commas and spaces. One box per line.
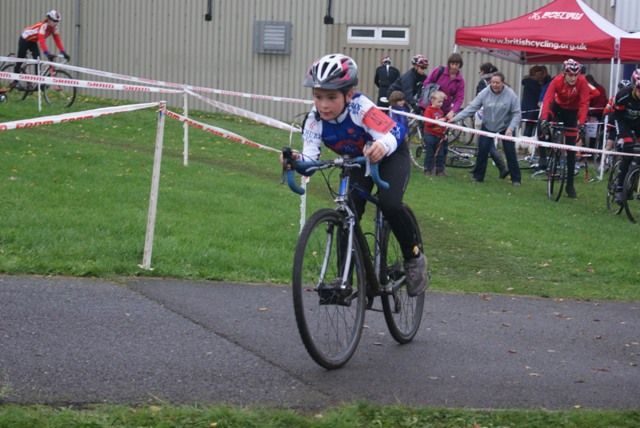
282, 148, 425, 369
0, 53, 76, 108
605, 154, 624, 215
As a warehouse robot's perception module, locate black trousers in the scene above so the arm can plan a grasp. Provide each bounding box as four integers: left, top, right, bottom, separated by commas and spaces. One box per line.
349, 144, 419, 260
14, 37, 41, 74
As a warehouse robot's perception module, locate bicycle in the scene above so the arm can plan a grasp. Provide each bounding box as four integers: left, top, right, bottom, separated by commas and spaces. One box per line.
538, 121, 584, 201
605, 154, 624, 214
0, 53, 76, 108
282, 148, 425, 369
620, 138, 640, 223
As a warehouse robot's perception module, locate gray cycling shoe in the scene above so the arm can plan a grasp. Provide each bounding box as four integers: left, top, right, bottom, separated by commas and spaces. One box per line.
404, 253, 428, 297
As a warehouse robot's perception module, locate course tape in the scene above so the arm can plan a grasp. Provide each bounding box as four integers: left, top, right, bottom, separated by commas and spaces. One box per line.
186, 89, 300, 134
0, 102, 160, 132
0, 55, 313, 105
0, 70, 182, 94
399, 109, 640, 159
164, 109, 280, 153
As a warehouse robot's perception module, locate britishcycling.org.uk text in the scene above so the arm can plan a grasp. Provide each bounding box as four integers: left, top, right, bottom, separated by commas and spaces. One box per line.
479, 37, 588, 52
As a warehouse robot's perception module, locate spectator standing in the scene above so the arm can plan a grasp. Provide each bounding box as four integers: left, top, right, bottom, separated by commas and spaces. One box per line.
451, 72, 522, 185
387, 90, 410, 133
422, 90, 448, 176
584, 74, 608, 150
422, 53, 466, 174
539, 59, 591, 198
474, 62, 508, 179
388, 54, 429, 113
521, 65, 550, 137
374, 56, 400, 108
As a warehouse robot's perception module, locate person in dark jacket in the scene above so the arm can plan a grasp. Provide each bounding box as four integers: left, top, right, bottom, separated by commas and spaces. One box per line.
388, 54, 429, 113
521, 65, 550, 137
374, 55, 400, 108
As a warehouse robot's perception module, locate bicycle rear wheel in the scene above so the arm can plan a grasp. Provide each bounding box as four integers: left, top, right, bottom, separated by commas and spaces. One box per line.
380, 205, 425, 344
0, 62, 17, 90
44, 69, 76, 108
407, 121, 425, 170
606, 159, 623, 214
547, 150, 566, 201
623, 168, 640, 223
292, 208, 367, 369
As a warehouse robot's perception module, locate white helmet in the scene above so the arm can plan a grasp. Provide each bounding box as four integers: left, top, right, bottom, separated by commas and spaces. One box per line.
303, 53, 359, 91
46, 9, 61, 22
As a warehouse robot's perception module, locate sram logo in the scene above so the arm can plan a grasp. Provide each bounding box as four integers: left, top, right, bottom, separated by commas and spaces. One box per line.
529, 11, 584, 20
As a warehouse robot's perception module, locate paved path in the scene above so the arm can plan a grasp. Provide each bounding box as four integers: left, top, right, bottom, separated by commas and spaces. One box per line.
0, 275, 639, 410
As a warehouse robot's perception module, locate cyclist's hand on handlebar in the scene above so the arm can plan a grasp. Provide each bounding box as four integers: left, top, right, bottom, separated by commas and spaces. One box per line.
364, 141, 386, 164
280, 147, 300, 166
61, 51, 70, 61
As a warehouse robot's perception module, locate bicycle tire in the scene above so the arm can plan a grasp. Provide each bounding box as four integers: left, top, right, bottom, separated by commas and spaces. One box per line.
0, 62, 16, 91
547, 150, 566, 201
44, 69, 76, 108
446, 144, 476, 168
449, 116, 475, 145
623, 168, 640, 223
407, 121, 425, 170
605, 159, 623, 214
380, 205, 425, 344
292, 208, 367, 369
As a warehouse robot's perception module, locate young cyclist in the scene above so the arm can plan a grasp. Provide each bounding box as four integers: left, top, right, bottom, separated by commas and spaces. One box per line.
10, 10, 70, 87
612, 68, 640, 204
539, 58, 591, 198
291, 53, 427, 296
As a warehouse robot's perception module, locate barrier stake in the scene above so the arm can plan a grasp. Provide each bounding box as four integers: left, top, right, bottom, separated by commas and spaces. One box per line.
183, 91, 189, 166
140, 102, 167, 270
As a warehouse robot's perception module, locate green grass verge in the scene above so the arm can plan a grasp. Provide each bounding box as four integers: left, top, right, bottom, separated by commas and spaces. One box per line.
0, 403, 639, 428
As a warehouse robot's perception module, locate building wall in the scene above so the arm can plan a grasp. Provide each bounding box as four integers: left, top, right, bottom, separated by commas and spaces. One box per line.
0, 0, 617, 122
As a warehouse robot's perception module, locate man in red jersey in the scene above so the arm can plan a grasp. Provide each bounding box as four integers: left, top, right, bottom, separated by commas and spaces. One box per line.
538, 58, 591, 198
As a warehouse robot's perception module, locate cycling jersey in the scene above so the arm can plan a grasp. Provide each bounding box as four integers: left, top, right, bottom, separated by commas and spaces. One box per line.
301, 93, 403, 161
613, 86, 640, 143
21, 20, 65, 54
540, 74, 591, 125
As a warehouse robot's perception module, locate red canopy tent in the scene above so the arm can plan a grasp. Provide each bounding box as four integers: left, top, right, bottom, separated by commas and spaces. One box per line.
620, 32, 640, 63
454, 0, 629, 64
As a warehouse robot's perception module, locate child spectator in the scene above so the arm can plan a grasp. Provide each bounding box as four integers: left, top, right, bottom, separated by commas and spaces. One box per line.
422, 90, 448, 176
387, 90, 409, 131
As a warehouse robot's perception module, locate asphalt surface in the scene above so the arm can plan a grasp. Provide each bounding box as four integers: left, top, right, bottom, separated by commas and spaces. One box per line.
0, 274, 639, 410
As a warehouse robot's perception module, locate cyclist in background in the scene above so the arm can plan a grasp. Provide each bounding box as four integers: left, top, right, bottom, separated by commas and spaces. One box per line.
10, 9, 70, 88
290, 53, 428, 296
388, 54, 429, 114
538, 58, 591, 198
612, 69, 640, 204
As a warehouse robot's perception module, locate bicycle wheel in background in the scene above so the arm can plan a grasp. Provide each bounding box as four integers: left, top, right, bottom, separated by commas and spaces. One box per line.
407, 120, 425, 170
606, 159, 623, 214
292, 208, 367, 369
449, 116, 474, 145
623, 168, 640, 223
445, 144, 476, 168
0, 62, 16, 90
44, 69, 76, 108
380, 205, 425, 344
547, 150, 566, 201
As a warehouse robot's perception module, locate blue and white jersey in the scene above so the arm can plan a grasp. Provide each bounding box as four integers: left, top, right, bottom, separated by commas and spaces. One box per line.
301, 93, 401, 161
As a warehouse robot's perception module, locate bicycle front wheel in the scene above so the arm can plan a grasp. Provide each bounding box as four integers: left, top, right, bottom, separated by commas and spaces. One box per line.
623, 168, 640, 223
44, 69, 76, 108
380, 205, 425, 344
446, 144, 476, 168
292, 208, 367, 369
606, 160, 623, 214
547, 150, 566, 201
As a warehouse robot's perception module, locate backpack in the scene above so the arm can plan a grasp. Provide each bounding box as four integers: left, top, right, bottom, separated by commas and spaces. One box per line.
418, 66, 445, 108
